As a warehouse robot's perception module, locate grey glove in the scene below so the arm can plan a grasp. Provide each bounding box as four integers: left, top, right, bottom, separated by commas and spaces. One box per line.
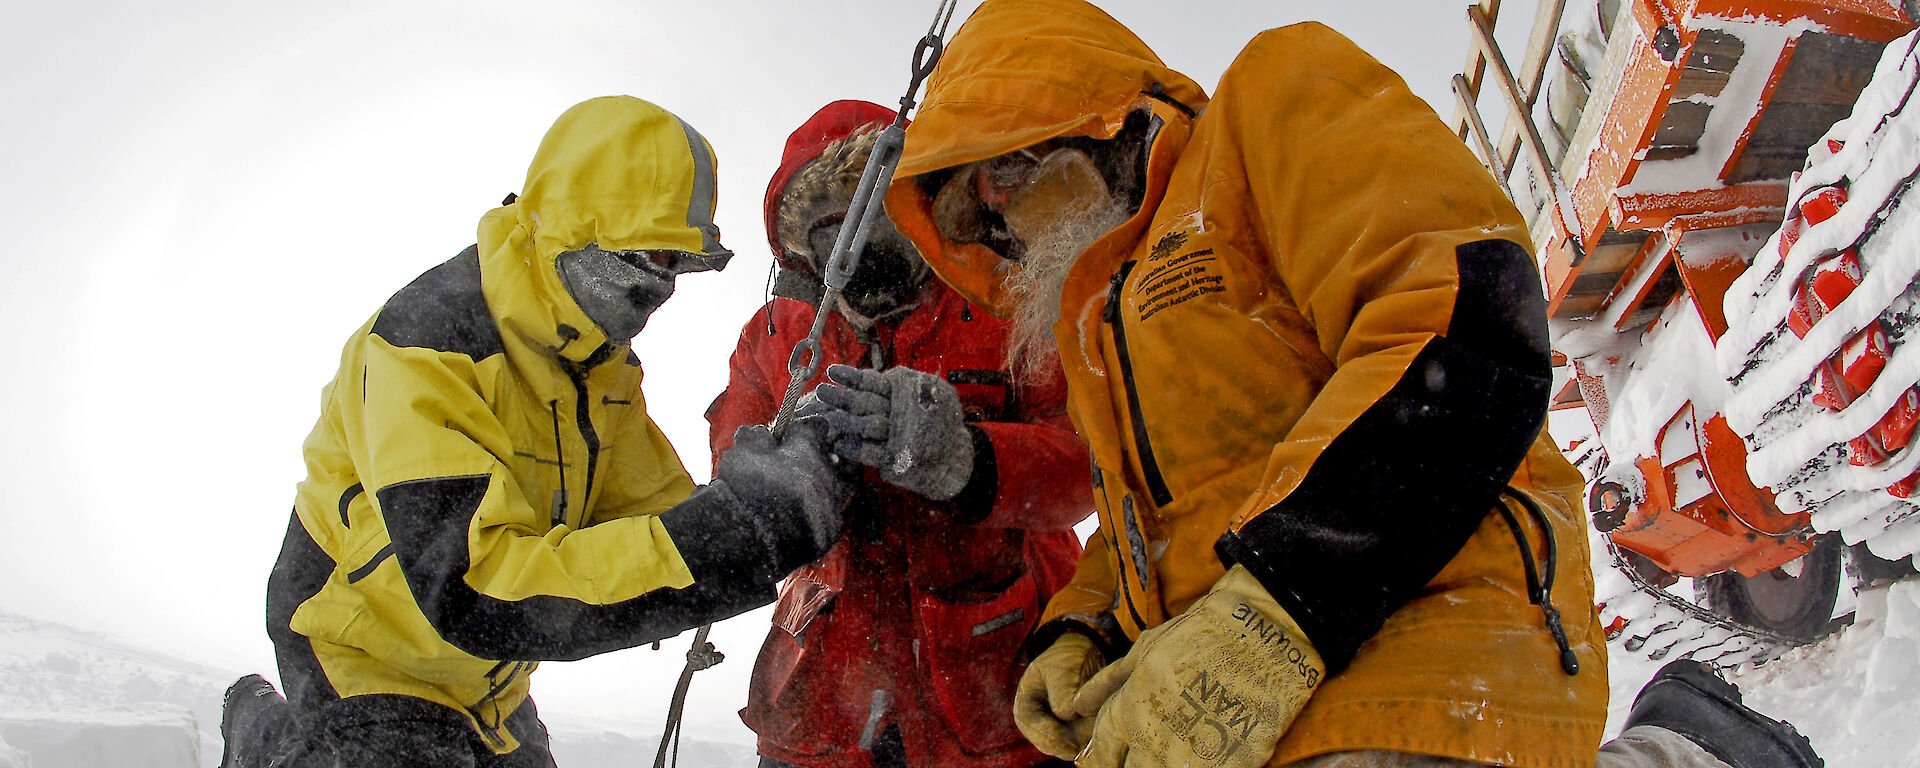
711, 420, 852, 571
814, 363, 974, 500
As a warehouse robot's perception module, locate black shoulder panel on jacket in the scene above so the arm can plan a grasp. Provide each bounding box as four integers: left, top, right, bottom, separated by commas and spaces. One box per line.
371, 247, 504, 360
1215, 238, 1549, 673
380, 475, 774, 661
1448, 239, 1551, 371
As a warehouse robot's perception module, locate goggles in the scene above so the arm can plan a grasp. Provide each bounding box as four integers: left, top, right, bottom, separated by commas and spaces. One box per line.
608, 247, 731, 275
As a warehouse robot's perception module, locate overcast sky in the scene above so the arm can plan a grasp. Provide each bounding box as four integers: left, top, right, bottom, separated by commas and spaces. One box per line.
0, 0, 1540, 746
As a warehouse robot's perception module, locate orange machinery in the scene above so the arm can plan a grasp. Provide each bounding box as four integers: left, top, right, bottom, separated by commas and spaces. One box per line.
1453, 0, 1915, 641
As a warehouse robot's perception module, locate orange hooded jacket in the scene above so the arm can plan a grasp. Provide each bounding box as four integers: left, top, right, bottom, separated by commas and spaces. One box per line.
884, 2, 1609, 766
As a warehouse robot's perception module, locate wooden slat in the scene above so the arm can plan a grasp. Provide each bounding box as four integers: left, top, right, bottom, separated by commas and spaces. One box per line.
1648, 100, 1712, 158
1672, 29, 1745, 99
1518, 0, 1570, 101
1452, 0, 1506, 139
1469, 4, 1566, 213
1771, 32, 1887, 104
1455, 74, 1515, 197
1493, 0, 1573, 178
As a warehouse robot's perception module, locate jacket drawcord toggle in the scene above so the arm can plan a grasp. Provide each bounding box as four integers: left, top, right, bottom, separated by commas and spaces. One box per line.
1497, 487, 1579, 676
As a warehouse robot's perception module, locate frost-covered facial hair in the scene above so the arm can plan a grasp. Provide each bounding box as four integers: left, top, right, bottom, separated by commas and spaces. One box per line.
1002, 194, 1133, 383
555, 245, 681, 341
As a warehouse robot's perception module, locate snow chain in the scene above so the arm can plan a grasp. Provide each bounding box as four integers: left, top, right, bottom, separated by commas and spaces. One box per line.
1601, 535, 1801, 669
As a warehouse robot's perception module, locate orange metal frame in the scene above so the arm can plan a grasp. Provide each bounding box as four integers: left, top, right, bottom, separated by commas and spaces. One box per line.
1537, 0, 1914, 579
1610, 405, 1816, 576
1540, 0, 1911, 320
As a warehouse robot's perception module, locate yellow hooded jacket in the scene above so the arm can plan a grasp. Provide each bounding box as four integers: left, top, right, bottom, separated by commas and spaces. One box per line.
885, 3, 1609, 766
272, 97, 746, 752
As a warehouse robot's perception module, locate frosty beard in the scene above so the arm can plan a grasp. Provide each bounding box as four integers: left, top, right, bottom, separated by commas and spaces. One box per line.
1001, 198, 1134, 384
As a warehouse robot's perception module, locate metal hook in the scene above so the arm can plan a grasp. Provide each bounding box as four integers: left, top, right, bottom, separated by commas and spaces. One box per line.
787, 337, 824, 388
768, 0, 959, 437
905, 35, 943, 108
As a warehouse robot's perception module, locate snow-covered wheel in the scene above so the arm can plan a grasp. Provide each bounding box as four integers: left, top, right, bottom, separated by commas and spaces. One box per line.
1696, 536, 1843, 643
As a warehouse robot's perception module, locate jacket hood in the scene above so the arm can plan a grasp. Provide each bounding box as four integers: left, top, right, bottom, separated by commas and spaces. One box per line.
765, 100, 899, 274
892, 0, 1205, 179
477, 96, 729, 361
884, 0, 1207, 315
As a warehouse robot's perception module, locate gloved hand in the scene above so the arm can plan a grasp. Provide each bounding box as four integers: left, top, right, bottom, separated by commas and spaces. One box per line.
1073, 565, 1324, 768
1013, 633, 1108, 759
712, 420, 852, 571
813, 363, 975, 501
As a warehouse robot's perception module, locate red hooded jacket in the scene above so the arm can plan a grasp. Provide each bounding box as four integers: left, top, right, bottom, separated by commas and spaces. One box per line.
707, 100, 1093, 768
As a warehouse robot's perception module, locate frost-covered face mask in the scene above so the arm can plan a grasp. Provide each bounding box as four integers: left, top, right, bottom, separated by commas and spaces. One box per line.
555, 245, 715, 341
932, 145, 1115, 261
804, 216, 932, 322
996, 148, 1114, 247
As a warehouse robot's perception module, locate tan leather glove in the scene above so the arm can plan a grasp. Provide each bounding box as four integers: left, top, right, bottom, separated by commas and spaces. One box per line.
1073, 565, 1325, 768
1012, 633, 1107, 759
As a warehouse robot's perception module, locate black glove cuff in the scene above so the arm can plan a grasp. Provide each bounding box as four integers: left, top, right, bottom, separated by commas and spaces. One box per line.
722, 470, 836, 575
660, 482, 785, 588
949, 424, 998, 525
1022, 613, 1130, 663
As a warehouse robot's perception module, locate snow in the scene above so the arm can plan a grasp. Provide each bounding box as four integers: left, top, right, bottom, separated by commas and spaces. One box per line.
1616, 18, 1804, 197
1564, 291, 1736, 496
0, 612, 223, 765
1720, 581, 1920, 767
0, 3, 1910, 765
6, 580, 1920, 767
0, 610, 756, 767
1715, 30, 1920, 561
1584, 562, 1920, 767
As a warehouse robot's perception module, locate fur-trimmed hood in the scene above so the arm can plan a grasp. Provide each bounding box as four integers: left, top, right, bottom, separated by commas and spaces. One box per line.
775, 128, 882, 276
762, 100, 900, 304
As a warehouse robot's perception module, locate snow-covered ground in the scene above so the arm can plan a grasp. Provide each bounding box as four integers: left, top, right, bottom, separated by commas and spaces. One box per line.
5, 578, 1919, 766
1726, 581, 1920, 768
1593, 578, 1920, 768
0, 611, 755, 768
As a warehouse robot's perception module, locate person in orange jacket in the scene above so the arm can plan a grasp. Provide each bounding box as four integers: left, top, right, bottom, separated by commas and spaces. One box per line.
867, 2, 1827, 768
706, 100, 1093, 768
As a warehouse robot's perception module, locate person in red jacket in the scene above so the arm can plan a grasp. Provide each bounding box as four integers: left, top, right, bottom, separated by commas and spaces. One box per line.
706, 100, 1094, 768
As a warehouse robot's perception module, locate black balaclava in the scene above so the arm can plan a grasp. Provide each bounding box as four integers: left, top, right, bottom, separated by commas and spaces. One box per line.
805, 218, 929, 321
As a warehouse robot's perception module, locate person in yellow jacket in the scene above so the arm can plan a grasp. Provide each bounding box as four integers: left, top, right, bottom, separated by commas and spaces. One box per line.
871, 2, 1827, 768
215, 96, 854, 768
